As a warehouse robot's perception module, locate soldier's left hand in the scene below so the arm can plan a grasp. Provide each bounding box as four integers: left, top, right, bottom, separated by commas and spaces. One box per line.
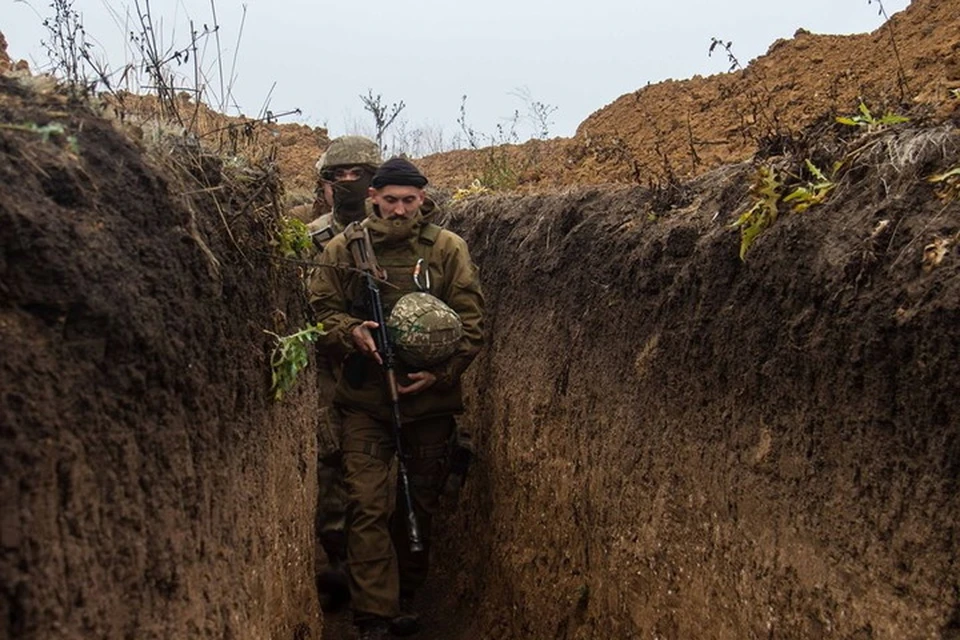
398, 371, 437, 395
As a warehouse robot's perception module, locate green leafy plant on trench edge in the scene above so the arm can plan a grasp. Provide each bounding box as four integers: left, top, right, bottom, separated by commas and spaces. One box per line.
731, 165, 782, 260
783, 159, 840, 213
733, 160, 839, 260
836, 101, 909, 128
265, 323, 325, 400
274, 216, 312, 258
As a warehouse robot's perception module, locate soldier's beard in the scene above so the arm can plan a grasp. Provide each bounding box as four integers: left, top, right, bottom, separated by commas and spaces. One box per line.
331, 177, 372, 225
376, 210, 423, 244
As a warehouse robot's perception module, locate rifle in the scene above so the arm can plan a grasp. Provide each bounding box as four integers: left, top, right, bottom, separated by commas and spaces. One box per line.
346, 223, 424, 553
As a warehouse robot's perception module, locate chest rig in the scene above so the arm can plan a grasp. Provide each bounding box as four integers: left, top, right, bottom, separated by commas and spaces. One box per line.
342, 220, 444, 316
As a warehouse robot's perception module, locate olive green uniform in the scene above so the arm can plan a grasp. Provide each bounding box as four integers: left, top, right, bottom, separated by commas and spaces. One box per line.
311, 214, 350, 577
308, 202, 484, 620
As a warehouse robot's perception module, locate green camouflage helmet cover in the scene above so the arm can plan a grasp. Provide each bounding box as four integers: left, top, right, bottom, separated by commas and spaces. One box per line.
316, 136, 382, 173
387, 292, 463, 369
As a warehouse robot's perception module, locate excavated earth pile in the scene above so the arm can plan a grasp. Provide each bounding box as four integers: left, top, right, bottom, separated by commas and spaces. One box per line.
0, 76, 322, 639
431, 122, 960, 638
418, 0, 959, 191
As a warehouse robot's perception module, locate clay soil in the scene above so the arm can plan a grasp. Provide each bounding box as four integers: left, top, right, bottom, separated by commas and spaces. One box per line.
204, 0, 960, 194
417, 0, 960, 190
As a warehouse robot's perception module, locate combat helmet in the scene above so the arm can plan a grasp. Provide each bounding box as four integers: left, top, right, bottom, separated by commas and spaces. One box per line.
387, 292, 463, 368
316, 136, 382, 175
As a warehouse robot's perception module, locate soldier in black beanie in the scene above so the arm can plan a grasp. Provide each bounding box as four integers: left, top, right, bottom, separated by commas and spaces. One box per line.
309, 156, 485, 640
370, 157, 429, 189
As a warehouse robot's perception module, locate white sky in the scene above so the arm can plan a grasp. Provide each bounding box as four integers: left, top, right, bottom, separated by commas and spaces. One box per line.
5, 0, 909, 147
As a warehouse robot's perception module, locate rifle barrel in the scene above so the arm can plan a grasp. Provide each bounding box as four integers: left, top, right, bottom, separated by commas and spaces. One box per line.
366, 273, 424, 553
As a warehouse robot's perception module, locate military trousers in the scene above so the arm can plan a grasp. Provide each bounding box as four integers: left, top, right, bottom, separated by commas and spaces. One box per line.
341, 408, 453, 620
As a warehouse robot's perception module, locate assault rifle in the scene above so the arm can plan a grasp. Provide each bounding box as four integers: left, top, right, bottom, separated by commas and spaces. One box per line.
345, 223, 424, 553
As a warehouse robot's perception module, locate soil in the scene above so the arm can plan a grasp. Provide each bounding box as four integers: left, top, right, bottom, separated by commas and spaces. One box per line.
0, 75, 322, 638
436, 120, 960, 638
2, 1, 960, 638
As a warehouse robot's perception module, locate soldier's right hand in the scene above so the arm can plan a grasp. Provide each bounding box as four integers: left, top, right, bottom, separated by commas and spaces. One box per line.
351, 321, 383, 365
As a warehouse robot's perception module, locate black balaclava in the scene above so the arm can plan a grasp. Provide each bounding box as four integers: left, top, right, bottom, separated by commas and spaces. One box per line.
331, 170, 374, 225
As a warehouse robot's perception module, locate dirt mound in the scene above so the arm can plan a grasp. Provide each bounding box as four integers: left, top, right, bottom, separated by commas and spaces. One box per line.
0, 31, 29, 74
0, 75, 321, 638
419, 0, 960, 190
430, 119, 960, 637
0, 32, 9, 71
102, 91, 329, 199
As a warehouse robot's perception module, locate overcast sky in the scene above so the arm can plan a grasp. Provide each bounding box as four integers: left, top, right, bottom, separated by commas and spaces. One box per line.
6, 0, 909, 148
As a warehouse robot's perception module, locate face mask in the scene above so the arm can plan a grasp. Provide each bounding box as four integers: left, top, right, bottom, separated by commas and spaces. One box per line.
331, 176, 372, 224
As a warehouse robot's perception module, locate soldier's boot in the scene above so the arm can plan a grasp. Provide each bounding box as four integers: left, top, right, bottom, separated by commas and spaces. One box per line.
355, 618, 390, 640
389, 593, 421, 637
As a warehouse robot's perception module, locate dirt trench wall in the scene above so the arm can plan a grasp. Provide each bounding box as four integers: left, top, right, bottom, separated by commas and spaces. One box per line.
441, 128, 960, 638
0, 79, 321, 639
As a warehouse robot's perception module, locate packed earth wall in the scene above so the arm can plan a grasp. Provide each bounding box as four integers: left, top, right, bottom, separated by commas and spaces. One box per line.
0, 77, 322, 639
439, 126, 960, 639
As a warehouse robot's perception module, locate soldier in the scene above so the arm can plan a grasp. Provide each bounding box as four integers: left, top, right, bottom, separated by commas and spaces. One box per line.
309, 158, 485, 640
310, 136, 382, 613
307, 135, 383, 243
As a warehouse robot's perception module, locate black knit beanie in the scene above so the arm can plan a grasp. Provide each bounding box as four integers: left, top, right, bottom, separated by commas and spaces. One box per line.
371, 157, 428, 189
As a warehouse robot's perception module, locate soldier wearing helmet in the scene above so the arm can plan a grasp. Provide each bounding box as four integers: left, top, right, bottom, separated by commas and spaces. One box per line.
307, 135, 383, 249
309, 135, 381, 615
309, 158, 485, 640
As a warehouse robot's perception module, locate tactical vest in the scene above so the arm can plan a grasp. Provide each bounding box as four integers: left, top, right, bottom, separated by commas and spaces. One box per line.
343, 220, 444, 316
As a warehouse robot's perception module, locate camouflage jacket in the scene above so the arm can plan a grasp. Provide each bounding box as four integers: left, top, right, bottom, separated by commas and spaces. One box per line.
308, 200, 485, 422
306, 212, 345, 250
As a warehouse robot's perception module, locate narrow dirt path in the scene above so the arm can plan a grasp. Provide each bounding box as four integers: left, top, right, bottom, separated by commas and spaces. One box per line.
319, 562, 476, 639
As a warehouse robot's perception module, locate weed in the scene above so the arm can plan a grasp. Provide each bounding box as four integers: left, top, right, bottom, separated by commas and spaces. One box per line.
509, 86, 558, 140
452, 179, 492, 201
708, 38, 741, 73
836, 100, 909, 128
783, 160, 839, 212
360, 90, 406, 155
264, 323, 325, 400
731, 165, 782, 260
456, 96, 521, 190
275, 216, 312, 258
927, 166, 960, 201
708, 37, 784, 147
867, 0, 909, 101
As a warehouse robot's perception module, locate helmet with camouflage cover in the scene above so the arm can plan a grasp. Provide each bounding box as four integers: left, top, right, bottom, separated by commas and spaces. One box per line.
316, 136, 382, 174
387, 292, 463, 368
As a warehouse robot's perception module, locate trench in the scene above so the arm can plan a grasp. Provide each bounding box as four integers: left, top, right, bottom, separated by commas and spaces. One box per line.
2, 73, 959, 640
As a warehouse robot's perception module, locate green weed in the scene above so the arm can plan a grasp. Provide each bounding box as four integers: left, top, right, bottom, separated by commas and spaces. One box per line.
836, 101, 909, 128
275, 216, 312, 258
732, 165, 782, 260
783, 160, 839, 213
264, 323, 325, 400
